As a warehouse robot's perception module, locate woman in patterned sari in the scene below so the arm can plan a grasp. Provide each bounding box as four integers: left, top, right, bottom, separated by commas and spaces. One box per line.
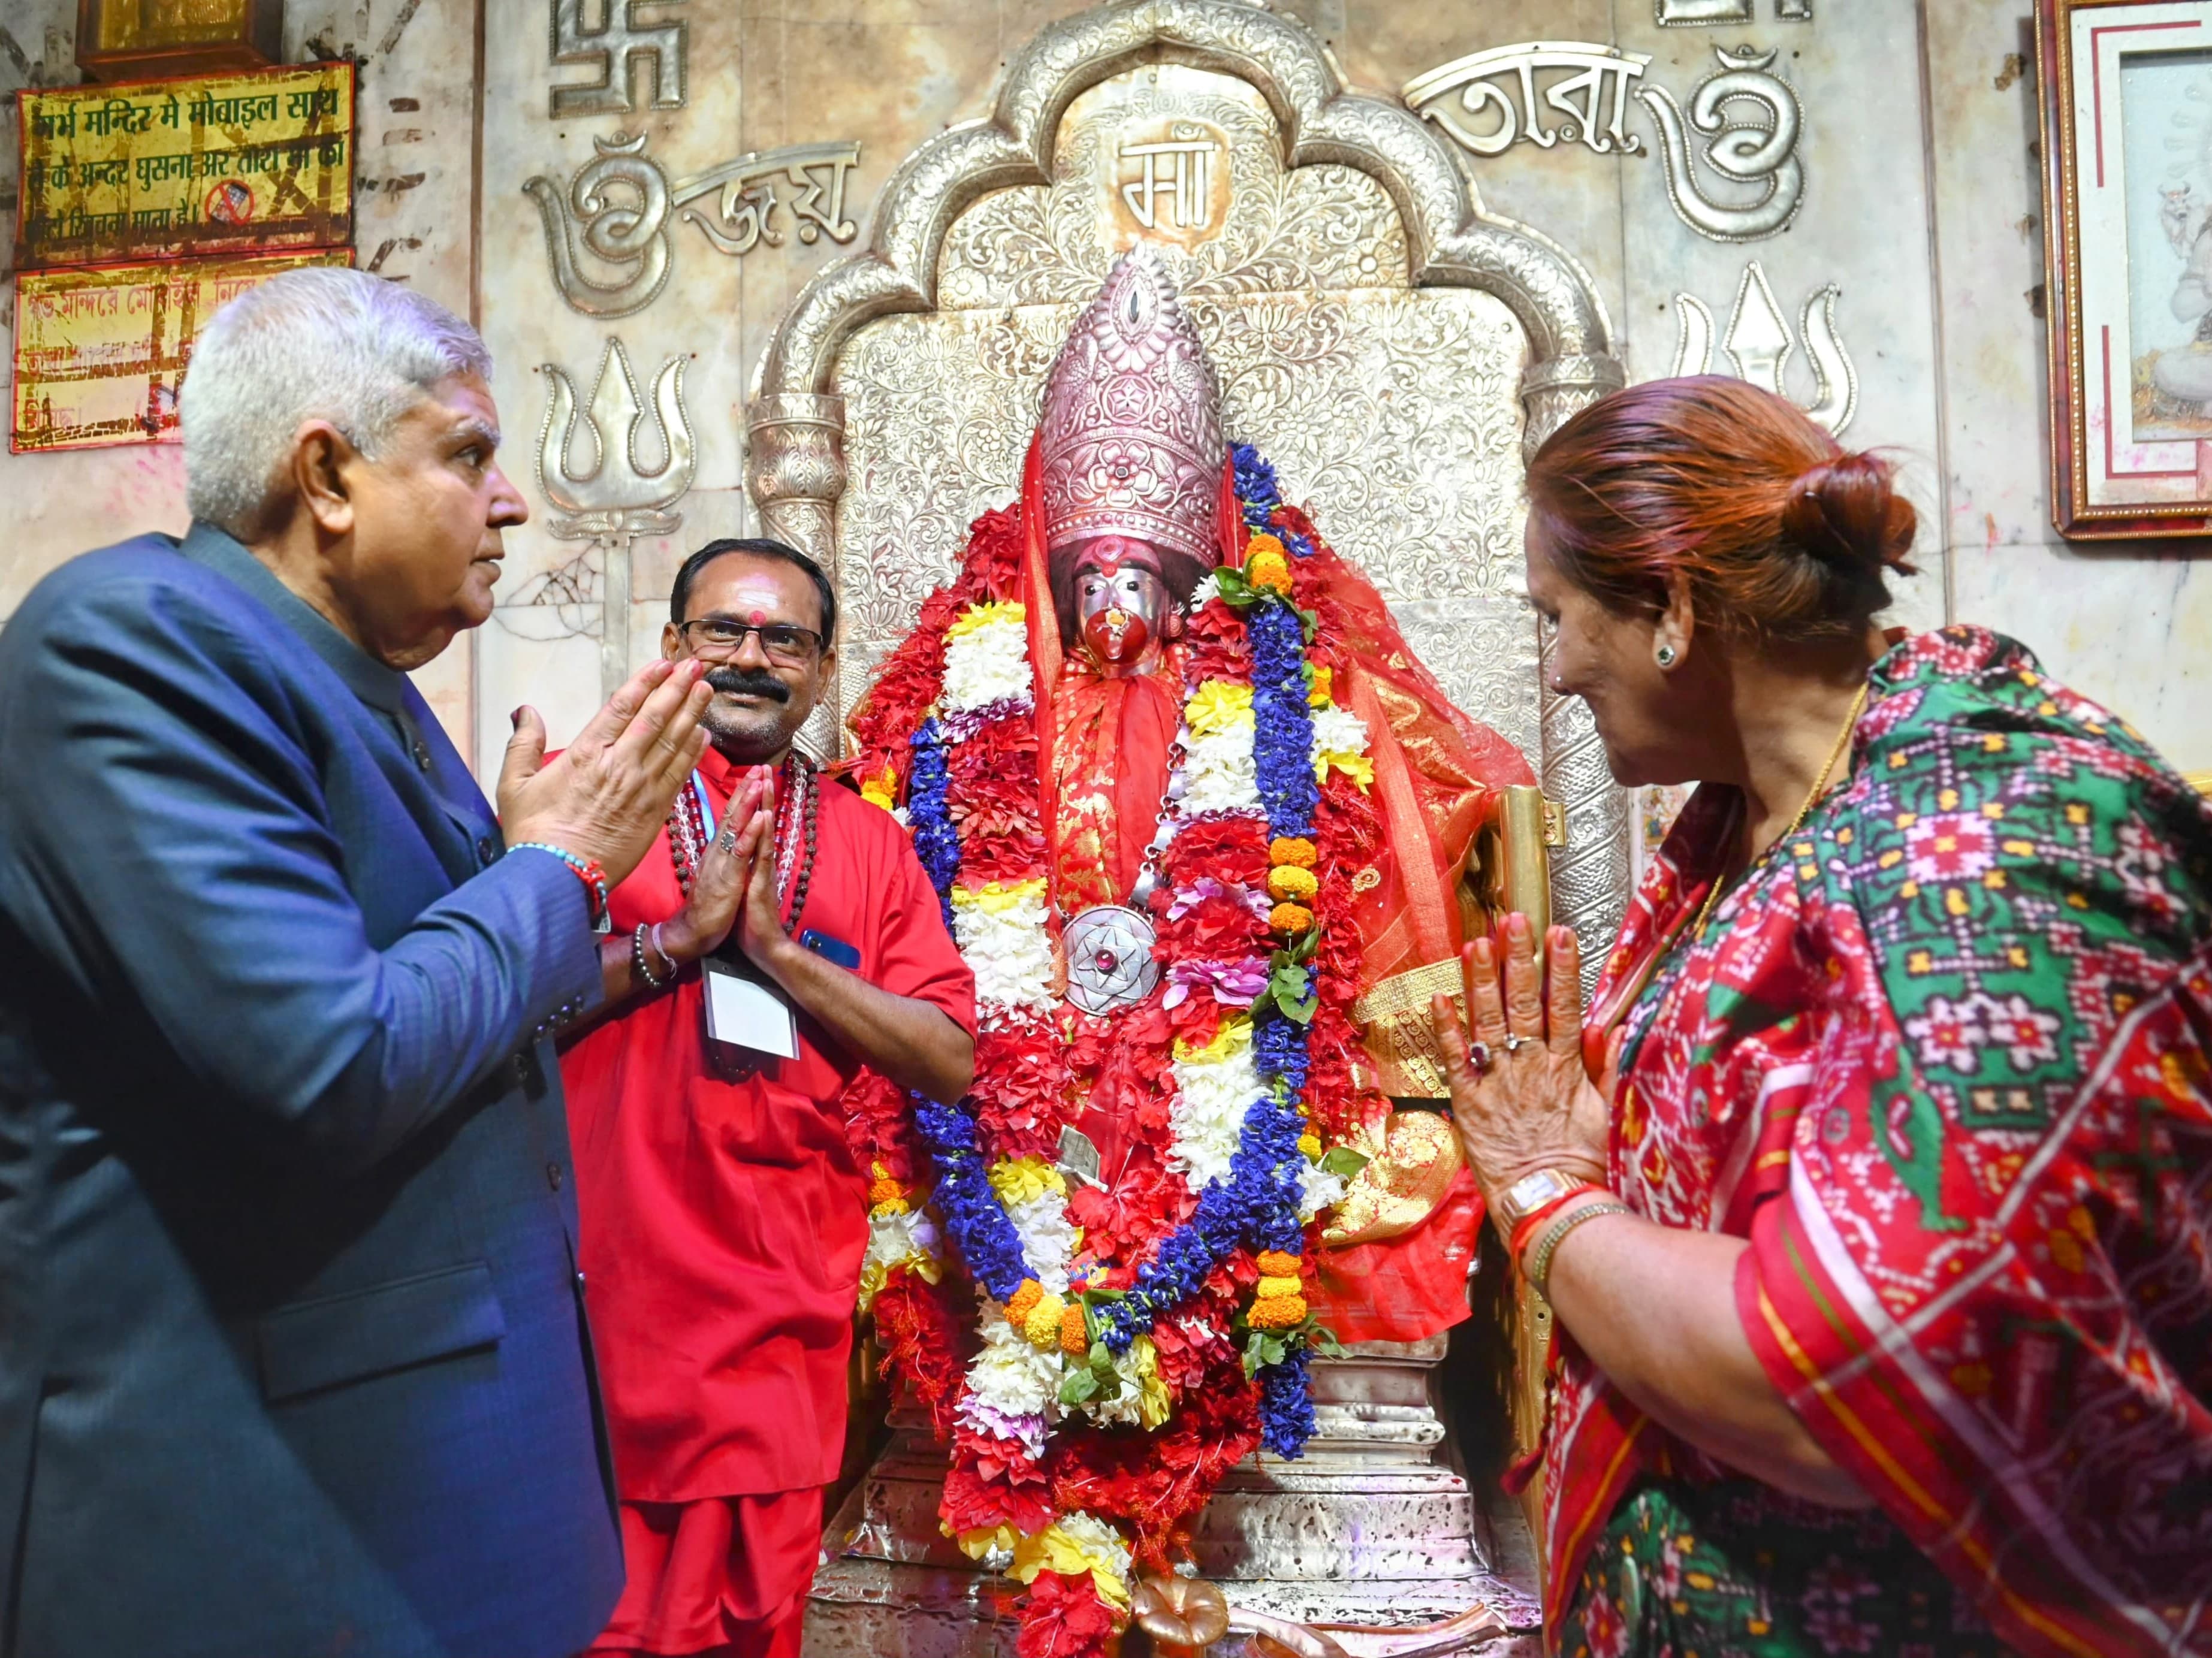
1434, 376, 2212, 1658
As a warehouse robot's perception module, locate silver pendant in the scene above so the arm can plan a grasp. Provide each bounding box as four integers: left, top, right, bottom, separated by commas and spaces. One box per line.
1061, 904, 1161, 1016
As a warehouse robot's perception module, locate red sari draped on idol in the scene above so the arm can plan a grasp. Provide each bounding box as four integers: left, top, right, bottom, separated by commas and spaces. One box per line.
1268, 502, 1534, 1340
1543, 627, 2212, 1657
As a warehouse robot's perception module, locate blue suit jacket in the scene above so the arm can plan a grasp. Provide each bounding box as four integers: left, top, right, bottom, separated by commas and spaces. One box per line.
0, 526, 624, 1657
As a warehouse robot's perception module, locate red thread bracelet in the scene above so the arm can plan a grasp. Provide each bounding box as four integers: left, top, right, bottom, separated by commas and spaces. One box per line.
509, 842, 612, 932
1507, 1183, 1603, 1264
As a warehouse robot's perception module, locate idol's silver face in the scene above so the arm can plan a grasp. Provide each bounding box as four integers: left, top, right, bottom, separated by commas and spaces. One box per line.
1072, 537, 1172, 676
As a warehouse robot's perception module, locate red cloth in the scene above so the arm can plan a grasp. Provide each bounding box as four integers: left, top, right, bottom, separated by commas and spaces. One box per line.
584, 1490, 822, 1658
1306, 1167, 1484, 1345
560, 749, 976, 1502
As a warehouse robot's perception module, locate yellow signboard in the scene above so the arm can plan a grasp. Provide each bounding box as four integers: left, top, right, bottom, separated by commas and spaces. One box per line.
11, 250, 350, 454
15, 63, 353, 268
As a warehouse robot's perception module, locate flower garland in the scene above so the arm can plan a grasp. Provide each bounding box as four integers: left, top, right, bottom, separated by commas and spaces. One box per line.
837, 457, 1382, 1658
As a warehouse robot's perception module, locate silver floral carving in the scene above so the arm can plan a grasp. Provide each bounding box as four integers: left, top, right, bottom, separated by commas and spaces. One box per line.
526, 131, 862, 318
1402, 43, 1650, 158
548, 0, 687, 119
738, 0, 1628, 959
1639, 44, 1804, 243
936, 78, 1405, 310
527, 338, 696, 694
749, 0, 1620, 410
747, 0, 1628, 954
827, 286, 1535, 738
1671, 259, 1858, 435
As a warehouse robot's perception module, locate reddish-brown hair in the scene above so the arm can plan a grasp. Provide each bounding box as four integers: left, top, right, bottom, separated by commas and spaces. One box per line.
1524, 376, 1917, 641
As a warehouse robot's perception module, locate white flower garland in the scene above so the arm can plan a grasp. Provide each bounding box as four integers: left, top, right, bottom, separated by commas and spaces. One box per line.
966, 1306, 1064, 1421
950, 880, 1057, 1018
1167, 1019, 1263, 1188
940, 602, 1034, 714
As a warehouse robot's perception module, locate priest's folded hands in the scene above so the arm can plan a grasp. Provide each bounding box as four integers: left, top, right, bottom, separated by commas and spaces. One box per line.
1429, 919, 1868, 1511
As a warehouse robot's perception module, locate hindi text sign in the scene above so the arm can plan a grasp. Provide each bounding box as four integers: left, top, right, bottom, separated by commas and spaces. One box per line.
16, 64, 354, 268
11, 250, 351, 454
1109, 119, 1229, 249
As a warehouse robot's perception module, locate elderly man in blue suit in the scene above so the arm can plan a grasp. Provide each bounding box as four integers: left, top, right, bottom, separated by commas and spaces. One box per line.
0, 267, 715, 1657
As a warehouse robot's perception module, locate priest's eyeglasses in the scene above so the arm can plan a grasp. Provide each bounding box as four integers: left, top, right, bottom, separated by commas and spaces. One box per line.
677, 618, 825, 665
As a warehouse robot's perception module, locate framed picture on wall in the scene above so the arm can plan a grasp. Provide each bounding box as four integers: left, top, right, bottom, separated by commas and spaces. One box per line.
2041, 0, 2212, 537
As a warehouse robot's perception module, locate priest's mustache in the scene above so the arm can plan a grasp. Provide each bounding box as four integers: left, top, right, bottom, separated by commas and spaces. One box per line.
705, 668, 790, 703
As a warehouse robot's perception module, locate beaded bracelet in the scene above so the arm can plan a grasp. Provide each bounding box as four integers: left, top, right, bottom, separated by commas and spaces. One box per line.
1525, 1200, 1632, 1301
632, 920, 675, 990
509, 842, 612, 934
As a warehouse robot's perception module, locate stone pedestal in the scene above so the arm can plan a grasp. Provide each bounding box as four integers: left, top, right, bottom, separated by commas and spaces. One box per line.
804, 1339, 1539, 1656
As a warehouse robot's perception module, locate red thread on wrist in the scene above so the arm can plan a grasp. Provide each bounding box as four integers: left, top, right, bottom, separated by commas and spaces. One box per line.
1507, 1183, 1601, 1264
572, 859, 609, 924
519, 845, 608, 927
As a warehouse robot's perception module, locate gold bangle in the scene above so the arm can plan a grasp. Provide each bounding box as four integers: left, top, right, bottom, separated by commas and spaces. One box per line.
1525, 1200, 1632, 1300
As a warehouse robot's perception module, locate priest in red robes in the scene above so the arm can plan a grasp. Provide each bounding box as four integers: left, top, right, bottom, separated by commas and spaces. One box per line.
560, 537, 977, 1658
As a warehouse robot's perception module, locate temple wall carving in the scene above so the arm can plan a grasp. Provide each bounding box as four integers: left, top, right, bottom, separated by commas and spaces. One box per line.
1, 0, 2205, 844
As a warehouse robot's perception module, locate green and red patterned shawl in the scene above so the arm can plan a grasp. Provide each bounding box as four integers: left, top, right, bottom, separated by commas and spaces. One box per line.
1544, 626, 2212, 1657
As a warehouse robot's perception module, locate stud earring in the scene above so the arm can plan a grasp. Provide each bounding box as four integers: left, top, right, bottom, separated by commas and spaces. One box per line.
1655, 644, 1678, 668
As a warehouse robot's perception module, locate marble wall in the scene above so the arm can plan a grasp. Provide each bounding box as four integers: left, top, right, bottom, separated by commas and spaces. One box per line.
1, 0, 2204, 777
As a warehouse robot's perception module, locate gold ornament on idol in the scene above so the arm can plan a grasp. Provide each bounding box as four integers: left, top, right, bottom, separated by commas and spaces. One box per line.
1686, 679, 1870, 948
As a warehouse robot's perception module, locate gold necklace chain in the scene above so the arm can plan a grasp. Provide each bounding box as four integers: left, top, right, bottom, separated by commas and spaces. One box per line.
1685, 679, 1870, 947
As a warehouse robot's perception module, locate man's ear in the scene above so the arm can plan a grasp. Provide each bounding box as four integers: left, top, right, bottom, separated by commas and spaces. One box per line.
661, 621, 684, 662
291, 420, 357, 539
809, 647, 838, 715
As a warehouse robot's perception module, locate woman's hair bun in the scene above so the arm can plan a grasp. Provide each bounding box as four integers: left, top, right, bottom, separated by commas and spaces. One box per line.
1523, 377, 1920, 642
1781, 451, 1918, 577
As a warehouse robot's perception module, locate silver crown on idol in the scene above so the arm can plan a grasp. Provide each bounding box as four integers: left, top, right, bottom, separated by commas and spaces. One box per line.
1036, 245, 1224, 575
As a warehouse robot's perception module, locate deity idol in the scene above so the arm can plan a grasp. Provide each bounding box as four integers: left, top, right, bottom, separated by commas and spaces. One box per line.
838, 248, 1535, 1653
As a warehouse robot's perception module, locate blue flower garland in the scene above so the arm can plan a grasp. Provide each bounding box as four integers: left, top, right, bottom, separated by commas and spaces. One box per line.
1241, 466, 1323, 1459
1250, 599, 1318, 841
908, 718, 959, 932
1259, 1345, 1315, 1456
1232, 441, 1317, 560
914, 1094, 1031, 1304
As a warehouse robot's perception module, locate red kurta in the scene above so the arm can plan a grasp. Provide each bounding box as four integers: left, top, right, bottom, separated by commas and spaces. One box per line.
562, 750, 976, 1503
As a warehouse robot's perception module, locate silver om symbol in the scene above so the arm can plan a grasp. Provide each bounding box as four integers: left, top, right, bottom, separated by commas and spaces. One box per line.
524, 131, 671, 319
1638, 45, 1804, 243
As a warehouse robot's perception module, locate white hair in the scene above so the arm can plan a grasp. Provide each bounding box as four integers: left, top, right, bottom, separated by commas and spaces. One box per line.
180, 267, 493, 537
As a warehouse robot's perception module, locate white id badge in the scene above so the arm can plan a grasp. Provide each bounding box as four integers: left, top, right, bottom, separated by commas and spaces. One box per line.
701, 958, 800, 1060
